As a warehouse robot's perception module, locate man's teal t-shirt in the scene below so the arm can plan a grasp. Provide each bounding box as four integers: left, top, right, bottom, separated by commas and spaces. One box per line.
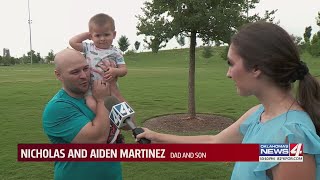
42, 89, 122, 180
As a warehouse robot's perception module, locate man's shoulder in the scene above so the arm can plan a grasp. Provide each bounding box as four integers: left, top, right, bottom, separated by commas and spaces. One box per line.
48, 89, 70, 102
42, 90, 84, 124
44, 90, 75, 111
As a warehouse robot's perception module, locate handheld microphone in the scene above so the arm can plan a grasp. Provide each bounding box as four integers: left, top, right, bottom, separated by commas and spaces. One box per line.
104, 96, 151, 144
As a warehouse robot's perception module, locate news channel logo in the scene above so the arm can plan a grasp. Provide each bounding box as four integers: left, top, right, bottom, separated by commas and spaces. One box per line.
259, 143, 303, 162
109, 102, 134, 128
113, 102, 134, 115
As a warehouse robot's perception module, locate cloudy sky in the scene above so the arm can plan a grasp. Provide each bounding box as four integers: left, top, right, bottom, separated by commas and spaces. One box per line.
1, 0, 320, 57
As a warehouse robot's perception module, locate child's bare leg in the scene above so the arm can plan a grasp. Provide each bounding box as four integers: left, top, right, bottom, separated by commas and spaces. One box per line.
86, 95, 97, 113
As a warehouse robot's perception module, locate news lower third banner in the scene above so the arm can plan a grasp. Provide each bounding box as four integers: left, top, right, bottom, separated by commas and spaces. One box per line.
17, 144, 303, 162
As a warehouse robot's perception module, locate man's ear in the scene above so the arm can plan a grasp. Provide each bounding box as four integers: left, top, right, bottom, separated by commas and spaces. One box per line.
54, 70, 62, 81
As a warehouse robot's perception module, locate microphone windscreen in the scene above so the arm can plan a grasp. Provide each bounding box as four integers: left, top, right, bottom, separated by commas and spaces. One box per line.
104, 96, 121, 111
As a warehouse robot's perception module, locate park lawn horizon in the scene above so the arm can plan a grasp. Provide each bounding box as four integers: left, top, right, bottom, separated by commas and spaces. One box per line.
0, 47, 319, 179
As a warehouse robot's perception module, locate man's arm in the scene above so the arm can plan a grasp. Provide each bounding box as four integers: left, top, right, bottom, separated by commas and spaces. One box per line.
71, 101, 110, 143
69, 32, 91, 52
72, 80, 111, 143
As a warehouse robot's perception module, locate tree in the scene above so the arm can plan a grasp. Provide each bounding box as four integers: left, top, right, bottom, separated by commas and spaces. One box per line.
176, 34, 186, 48
117, 35, 130, 52
303, 26, 312, 44
291, 35, 303, 46
27, 50, 36, 64
14, 57, 20, 64
310, 33, 320, 56
45, 50, 55, 63
2, 56, 11, 66
202, 45, 213, 59
25, 50, 43, 64
134, 41, 141, 51
143, 36, 167, 53
136, 9, 173, 53
19, 54, 29, 64
220, 45, 229, 61
137, 0, 276, 119
301, 26, 312, 52
36, 52, 43, 64
303, 12, 320, 56
2, 48, 15, 66
2, 56, 16, 66
309, 12, 320, 57
316, 11, 320, 27
290, 34, 303, 53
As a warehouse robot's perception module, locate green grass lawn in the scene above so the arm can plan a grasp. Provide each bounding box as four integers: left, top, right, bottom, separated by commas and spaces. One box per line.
0, 48, 319, 179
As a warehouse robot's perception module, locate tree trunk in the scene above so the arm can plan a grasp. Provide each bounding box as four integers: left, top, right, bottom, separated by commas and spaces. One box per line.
188, 31, 197, 119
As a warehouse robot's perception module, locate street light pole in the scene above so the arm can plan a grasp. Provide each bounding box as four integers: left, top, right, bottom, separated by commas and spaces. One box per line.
28, 0, 33, 65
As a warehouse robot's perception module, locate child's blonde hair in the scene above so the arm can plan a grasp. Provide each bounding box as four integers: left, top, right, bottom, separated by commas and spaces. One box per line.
89, 13, 115, 32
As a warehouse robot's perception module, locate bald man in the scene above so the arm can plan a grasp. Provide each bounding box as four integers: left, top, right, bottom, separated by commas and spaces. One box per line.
42, 49, 122, 180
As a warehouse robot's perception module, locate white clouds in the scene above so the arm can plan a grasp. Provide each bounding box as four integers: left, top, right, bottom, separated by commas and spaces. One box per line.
1, 0, 319, 57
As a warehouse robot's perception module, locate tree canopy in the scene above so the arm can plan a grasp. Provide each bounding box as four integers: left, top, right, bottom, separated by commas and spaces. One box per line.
118, 35, 130, 52
137, 0, 276, 118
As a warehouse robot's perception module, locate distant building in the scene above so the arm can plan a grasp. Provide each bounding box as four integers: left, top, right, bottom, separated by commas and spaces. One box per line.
3, 48, 10, 57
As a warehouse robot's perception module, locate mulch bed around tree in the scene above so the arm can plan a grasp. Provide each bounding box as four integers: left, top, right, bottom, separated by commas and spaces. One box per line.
143, 113, 234, 133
